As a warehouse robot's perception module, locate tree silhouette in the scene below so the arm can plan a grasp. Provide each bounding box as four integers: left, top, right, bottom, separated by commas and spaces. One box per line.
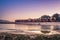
40, 15, 50, 22
52, 13, 60, 22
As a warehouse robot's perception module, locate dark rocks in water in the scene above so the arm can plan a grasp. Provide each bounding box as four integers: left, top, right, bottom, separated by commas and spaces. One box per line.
0, 32, 60, 40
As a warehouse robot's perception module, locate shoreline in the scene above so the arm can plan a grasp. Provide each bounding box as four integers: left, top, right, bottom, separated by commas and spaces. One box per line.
0, 22, 60, 25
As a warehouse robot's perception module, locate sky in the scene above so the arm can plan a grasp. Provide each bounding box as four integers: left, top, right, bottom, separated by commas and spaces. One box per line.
0, 0, 60, 21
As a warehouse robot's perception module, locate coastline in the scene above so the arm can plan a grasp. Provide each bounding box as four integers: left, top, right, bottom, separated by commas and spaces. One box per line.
0, 22, 60, 25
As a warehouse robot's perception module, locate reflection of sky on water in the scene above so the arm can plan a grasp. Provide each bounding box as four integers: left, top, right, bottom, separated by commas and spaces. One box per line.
15, 24, 60, 34
15, 24, 60, 31
0, 24, 60, 34
53, 25, 60, 30
41, 25, 51, 31
15, 24, 41, 31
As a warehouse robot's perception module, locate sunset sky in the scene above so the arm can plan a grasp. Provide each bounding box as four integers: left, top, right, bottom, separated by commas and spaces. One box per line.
0, 0, 60, 21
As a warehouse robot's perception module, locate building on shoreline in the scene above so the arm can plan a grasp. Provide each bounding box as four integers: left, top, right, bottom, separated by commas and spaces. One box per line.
15, 17, 56, 23
15, 18, 41, 22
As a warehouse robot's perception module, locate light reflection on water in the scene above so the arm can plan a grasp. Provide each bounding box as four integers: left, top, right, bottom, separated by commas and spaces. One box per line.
15, 24, 41, 31
0, 24, 60, 34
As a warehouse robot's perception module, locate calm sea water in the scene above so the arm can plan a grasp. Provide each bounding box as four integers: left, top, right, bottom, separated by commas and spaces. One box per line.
0, 24, 60, 34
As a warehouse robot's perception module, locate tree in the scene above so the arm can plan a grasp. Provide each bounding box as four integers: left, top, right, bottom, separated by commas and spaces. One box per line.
40, 15, 51, 22
52, 13, 60, 22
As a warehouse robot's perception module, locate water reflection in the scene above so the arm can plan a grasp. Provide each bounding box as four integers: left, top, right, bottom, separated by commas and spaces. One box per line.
0, 24, 16, 32
15, 24, 52, 31
53, 25, 60, 30
0, 24, 15, 29
41, 25, 51, 30
40, 25, 51, 34
15, 24, 41, 31
0, 24, 60, 34
15, 24, 60, 34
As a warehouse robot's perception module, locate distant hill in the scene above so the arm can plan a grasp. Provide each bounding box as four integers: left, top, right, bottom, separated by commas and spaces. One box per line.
0, 20, 10, 22
0, 20, 15, 24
